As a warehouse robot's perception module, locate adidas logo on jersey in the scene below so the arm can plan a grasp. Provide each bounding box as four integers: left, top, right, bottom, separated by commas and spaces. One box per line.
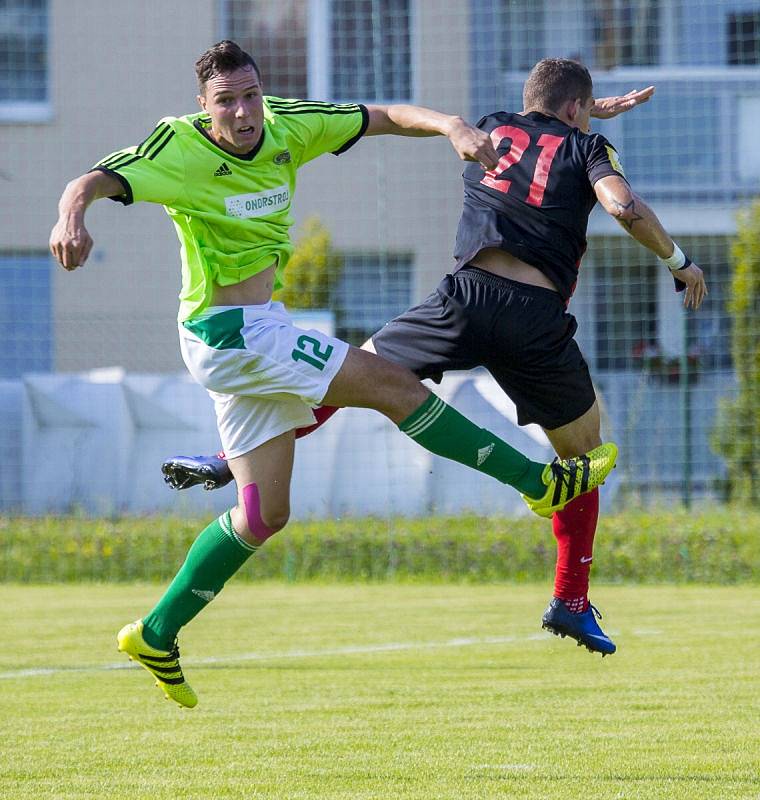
214, 162, 232, 176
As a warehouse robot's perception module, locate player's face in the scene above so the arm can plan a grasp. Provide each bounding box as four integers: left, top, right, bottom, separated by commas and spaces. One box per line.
198, 66, 265, 154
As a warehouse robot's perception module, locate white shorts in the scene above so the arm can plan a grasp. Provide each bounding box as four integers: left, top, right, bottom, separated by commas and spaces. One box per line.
179, 302, 350, 458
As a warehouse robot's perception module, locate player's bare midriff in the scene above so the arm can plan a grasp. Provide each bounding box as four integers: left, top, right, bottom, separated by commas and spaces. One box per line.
210, 262, 277, 307
470, 247, 558, 293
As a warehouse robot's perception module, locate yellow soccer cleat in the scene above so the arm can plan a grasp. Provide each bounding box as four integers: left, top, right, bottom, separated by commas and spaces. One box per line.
522, 442, 618, 518
117, 620, 198, 708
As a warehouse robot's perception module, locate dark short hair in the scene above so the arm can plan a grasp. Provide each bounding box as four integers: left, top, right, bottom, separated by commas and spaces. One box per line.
195, 40, 261, 93
522, 58, 593, 112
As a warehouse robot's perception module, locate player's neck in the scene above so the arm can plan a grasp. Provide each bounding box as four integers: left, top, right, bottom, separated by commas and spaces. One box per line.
521, 107, 570, 126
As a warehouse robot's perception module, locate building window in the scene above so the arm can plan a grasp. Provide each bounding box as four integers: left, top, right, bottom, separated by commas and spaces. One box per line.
334, 253, 413, 344
220, 0, 309, 98
0, 0, 49, 121
220, 0, 412, 102
491, 0, 546, 73
328, 0, 412, 101
738, 96, 760, 182
586, 237, 732, 373
678, 238, 732, 371
0, 254, 52, 378
728, 12, 760, 65
587, 239, 658, 371
619, 90, 721, 187
593, 0, 660, 69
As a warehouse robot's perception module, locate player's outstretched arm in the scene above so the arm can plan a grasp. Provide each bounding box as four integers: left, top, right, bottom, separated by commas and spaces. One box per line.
363, 104, 498, 170
49, 170, 124, 271
591, 86, 655, 119
594, 174, 708, 310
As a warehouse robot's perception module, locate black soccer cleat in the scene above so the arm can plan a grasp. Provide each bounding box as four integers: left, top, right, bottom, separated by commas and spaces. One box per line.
541, 597, 616, 656
161, 453, 233, 491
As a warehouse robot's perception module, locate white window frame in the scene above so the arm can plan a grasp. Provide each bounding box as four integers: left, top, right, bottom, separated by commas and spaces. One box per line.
308, 0, 417, 103
0, 100, 52, 123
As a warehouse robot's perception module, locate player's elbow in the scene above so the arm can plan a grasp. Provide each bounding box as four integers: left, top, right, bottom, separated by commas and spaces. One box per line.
604, 190, 640, 226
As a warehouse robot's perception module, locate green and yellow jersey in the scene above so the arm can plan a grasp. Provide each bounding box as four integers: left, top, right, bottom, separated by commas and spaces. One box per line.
91, 98, 368, 321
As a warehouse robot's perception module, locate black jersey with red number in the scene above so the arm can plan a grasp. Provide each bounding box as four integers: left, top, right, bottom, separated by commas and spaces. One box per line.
453, 111, 627, 301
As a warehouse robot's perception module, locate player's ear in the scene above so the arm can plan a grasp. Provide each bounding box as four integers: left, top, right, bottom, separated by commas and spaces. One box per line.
197, 93, 207, 111
564, 98, 582, 124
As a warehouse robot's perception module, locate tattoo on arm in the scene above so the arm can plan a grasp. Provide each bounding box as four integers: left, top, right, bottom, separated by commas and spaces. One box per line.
613, 198, 644, 231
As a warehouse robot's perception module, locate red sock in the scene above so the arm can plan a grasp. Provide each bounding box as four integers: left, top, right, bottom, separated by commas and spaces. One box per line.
552, 488, 599, 612
295, 405, 339, 439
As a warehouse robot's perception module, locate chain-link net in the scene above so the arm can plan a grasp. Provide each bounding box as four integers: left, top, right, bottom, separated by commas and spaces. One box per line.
2, 0, 758, 531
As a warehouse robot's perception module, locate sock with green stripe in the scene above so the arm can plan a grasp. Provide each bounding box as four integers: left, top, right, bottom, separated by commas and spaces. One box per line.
398, 394, 546, 498
141, 511, 258, 650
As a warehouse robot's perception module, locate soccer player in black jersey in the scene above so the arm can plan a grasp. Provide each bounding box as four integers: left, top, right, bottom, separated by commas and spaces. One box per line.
163, 59, 704, 655
367, 59, 706, 654
368, 60, 705, 653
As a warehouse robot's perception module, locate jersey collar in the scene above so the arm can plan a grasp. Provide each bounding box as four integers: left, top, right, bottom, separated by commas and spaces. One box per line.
522, 111, 570, 129
193, 118, 267, 162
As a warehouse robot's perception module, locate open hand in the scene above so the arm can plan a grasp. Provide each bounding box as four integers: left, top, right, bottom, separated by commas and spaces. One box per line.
673, 262, 708, 310
592, 86, 655, 119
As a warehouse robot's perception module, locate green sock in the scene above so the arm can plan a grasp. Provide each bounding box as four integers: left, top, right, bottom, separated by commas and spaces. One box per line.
142, 511, 258, 650
399, 394, 546, 498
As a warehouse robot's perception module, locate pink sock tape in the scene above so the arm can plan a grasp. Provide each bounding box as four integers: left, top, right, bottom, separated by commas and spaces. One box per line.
242, 483, 276, 543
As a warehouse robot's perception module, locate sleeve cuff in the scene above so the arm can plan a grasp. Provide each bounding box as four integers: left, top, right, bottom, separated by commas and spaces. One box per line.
589, 168, 630, 188
332, 104, 370, 156
89, 166, 134, 205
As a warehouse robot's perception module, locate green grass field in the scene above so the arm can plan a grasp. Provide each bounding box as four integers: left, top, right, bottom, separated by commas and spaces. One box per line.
2, 583, 758, 799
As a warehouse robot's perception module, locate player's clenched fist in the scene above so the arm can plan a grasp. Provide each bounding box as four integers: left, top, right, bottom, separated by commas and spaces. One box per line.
49, 216, 93, 271
446, 117, 499, 170
49, 171, 124, 271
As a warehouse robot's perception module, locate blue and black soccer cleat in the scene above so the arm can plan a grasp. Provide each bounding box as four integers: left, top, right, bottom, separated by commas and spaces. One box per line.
161, 452, 233, 491
541, 597, 616, 656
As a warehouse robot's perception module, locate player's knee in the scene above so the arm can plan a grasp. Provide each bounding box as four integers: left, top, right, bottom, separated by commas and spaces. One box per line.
238, 483, 288, 543
234, 505, 288, 543
260, 508, 289, 533
377, 362, 428, 414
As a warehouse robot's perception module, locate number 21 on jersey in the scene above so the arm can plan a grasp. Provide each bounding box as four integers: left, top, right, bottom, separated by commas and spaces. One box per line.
480, 126, 564, 207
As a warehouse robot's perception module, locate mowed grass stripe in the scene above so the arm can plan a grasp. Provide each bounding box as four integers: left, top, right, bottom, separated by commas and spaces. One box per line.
2, 584, 758, 800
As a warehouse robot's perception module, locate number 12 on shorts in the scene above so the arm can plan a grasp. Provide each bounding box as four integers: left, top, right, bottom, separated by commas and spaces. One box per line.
291, 334, 334, 371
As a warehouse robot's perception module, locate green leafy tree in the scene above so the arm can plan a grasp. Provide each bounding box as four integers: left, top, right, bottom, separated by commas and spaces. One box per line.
712, 201, 760, 503
274, 216, 343, 310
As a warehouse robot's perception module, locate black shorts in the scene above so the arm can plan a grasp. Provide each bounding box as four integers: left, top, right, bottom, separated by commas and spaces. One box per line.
371, 266, 595, 430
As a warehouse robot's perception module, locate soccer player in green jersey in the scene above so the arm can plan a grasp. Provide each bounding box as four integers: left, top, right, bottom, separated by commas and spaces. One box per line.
50, 41, 617, 708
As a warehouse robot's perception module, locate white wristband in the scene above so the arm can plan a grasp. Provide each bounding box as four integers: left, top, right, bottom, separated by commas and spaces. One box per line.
660, 243, 687, 271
